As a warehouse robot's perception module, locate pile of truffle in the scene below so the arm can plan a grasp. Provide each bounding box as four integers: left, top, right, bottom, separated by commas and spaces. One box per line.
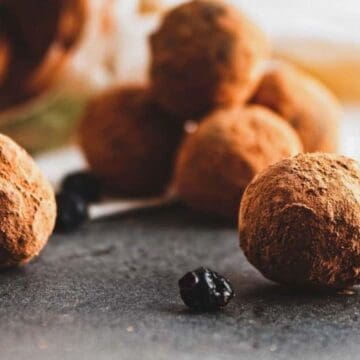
79, 0, 341, 222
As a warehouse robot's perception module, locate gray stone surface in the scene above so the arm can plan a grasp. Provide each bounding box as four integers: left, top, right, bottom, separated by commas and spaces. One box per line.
0, 205, 359, 360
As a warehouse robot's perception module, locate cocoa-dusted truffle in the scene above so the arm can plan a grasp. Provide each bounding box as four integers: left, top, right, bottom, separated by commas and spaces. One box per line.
240, 153, 360, 290
0, 134, 56, 267
252, 62, 341, 153
79, 85, 184, 196
150, 0, 270, 120
174, 105, 303, 221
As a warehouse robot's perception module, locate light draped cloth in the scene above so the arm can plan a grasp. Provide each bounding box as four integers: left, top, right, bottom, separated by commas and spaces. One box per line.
122, 0, 360, 101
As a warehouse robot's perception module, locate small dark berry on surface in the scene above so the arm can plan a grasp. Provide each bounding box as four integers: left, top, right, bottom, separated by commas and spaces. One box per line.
55, 192, 89, 233
178, 267, 234, 311
61, 171, 101, 203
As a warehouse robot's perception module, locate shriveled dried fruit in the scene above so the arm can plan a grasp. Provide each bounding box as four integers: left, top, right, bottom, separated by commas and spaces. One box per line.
179, 267, 234, 311
55, 192, 89, 233
61, 171, 101, 203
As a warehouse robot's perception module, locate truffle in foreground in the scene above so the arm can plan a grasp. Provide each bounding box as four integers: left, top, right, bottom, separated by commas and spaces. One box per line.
79, 86, 184, 197
0, 134, 56, 267
179, 267, 234, 311
175, 105, 303, 221
150, 0, 270, 119
239, 153, 360, 290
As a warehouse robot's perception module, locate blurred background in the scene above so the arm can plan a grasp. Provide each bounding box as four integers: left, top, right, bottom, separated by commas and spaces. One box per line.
0, 0, 359, 159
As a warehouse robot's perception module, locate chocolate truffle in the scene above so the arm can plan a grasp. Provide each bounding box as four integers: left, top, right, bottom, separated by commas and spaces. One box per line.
174, 105, 303, 220
252, 62, 341, 153
150, 0, 270, 120
79, 85, 184, 196
240, 153, 360, 290
0, 134, 56, 267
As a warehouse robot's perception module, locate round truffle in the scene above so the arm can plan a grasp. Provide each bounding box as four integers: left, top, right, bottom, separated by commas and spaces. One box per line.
252, 62, 341, 153
174, 105, 303, 221
0, 134, 56, 267
239, 153, 360, 290
78, 85, 184, 196
150, 0, 270, 120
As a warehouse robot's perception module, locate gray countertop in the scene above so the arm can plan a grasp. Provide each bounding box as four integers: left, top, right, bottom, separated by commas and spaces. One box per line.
0, 205, 359, 360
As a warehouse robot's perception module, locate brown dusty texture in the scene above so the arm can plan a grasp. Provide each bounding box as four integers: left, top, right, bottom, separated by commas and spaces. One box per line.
79, 85, 184, 197
174, 105, 303, 221
240, 153, 360, 290
0, 134, 56, 268
150, 0, 270, 120
252, 62, 341, 153
0, 0, 87, 110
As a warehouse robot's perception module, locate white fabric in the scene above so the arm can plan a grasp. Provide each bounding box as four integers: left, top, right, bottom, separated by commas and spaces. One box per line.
115, 0, 360, 83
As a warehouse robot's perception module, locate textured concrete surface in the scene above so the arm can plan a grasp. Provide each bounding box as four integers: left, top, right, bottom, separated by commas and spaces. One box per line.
0, 205, 359, 360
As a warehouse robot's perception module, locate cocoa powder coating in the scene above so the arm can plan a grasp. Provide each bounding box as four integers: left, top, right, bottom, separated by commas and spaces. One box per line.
252, 62, 341, 153
150, 0, 270, 120
175, 105, 303, 221
79, 85, 184, 197
0, 134, 56, 267
240, 153, 360, 290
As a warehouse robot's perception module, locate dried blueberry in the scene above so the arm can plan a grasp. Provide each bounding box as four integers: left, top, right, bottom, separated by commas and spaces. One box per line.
55, 192, 89, 233
61, 171, 101, 203
178, 267, 234, 311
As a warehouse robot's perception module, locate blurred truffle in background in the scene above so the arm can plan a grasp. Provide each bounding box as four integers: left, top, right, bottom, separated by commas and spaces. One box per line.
174, 105, 303, 221
252, 62, 341, 153
0, 0, 125, 152
0, 0, 87, 111
78, 85, 184, 197
149, 0, 270, 120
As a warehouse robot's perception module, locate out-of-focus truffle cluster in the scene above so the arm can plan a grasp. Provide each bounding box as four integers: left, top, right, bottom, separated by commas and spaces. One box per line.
78, 0, 341, 222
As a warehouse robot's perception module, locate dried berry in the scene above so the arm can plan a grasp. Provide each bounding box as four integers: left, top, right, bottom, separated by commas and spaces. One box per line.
178, 267, 234, 311
61, 171, 101, 203
55, 192, 89, 233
